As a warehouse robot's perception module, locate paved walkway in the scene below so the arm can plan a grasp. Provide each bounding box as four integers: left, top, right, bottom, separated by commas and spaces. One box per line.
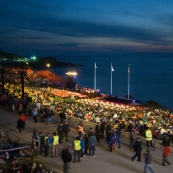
0, 107, 172, 173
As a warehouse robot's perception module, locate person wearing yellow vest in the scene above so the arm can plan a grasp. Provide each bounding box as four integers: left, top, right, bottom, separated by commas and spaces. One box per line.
145, 127, 153, 148
73, 136, 81, 163
52, 132, 59, 158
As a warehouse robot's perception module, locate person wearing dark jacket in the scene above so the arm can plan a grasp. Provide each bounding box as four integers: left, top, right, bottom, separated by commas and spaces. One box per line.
61, 147, 72, 173
143, 150, 155, 173
116, 128, 122, 149
17, 116, 23, 133
131, 137, 142, 162
57, 122, 64, 143
95, 122, 101, 142
63, 120, 70, 141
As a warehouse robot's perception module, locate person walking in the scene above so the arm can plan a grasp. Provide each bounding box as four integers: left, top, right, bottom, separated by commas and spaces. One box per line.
52, 132, 59, 158
131, 137, 142, 162
145, 126, 153, 148
73, 136, 81, 163
88, 133, 97, 157
162, 144, 171, 166
61, 147, 72, 173
143, 150, 155, 173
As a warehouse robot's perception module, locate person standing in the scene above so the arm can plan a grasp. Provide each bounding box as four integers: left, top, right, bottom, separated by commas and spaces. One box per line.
100, 120, 105, 140
129, 128, 136, 150
33, 106, 38, 123
116, 128, 122, 149
145, 126, 153, 148
61, 147, 72, 173
162, 144, 171, 166
32, 130, 38, 140
52, 132, 59, 158
17, 116, 23, 133
84, 134, 89, 155
73, 136, 81, 163
131, 137, 142, 162
59, 111, 66, 123
31, 138, 39, 160
78, 122, 83, 135
63, 120, 70, 141
107, 130, 117, 152
44, 133, 51, 157
143, 150, 155, 173
20, 112, 26, 130
105, 122, 112, 141
39, 132, 44, 155
80, 136, 85, 159
57, 122, 64, 143
95, 122, 101, 142
88, 133, 97, 157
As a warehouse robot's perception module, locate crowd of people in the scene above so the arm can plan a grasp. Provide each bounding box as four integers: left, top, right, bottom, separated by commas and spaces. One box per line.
0, 83, 173, 172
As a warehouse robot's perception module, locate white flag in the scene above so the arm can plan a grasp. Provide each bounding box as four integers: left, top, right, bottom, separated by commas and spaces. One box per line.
111, 65, 114, 72
95, 63, 97, 68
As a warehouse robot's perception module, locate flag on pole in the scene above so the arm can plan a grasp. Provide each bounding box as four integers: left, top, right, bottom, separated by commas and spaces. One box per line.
111, 65, 114, 72
95, 63, 97, 69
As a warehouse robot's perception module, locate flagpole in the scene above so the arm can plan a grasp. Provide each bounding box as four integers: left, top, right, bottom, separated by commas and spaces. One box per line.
111, 63, 112, 96
94, 63, 96, 90
128, 64, 130, 99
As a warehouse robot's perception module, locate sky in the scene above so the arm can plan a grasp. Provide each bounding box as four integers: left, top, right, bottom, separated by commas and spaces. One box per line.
0, 0, 173, 57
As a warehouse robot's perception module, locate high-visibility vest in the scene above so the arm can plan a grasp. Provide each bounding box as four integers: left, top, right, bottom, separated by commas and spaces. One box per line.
74, 140, 81, 150
78, 125, 83, 133
145, 130, 152, 141
53, 136, 59, 145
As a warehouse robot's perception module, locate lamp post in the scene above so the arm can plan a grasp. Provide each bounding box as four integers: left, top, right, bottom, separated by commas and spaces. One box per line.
65, 72, 77, 89
0, 67, 6, 94
18, 70, 27, 99
47, 63, 50, 69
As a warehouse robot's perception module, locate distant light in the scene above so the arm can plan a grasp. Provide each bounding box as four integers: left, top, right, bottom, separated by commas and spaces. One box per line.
47, 63, 50, 68
66, 72, 77, 76
31, 56, 36, 60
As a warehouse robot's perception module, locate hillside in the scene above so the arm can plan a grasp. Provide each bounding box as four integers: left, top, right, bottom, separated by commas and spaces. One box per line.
0, 50, 83, 69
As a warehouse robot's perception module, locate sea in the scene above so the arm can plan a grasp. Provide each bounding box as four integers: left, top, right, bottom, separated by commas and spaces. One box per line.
50, 56, 173, 109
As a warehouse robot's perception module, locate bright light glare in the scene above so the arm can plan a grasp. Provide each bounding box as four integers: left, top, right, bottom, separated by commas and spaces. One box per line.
66, 72, 77, 76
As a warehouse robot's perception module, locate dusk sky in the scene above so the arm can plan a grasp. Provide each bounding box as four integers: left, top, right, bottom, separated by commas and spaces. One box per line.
0, 0, 173, 57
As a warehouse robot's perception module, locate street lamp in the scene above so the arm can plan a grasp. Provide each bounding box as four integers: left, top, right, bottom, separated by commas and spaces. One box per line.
47, 63, 50, 69
65, 71, 77, 89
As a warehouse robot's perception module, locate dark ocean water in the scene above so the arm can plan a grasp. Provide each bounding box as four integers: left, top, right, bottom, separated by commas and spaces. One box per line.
51, 56, 173, 109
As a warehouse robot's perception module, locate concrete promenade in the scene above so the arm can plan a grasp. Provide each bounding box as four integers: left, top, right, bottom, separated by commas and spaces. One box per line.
0, 107, 172, 173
